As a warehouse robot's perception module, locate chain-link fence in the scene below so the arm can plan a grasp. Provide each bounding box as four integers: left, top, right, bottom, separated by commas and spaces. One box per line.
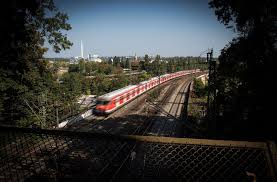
0, 126, 276, 182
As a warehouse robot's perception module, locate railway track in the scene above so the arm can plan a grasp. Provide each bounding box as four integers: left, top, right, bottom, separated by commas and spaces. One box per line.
165, 79, 191, 136
146, 77, 192, 137
94, 73, 207, 180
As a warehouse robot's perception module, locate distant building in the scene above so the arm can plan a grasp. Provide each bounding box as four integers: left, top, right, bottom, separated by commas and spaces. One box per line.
88, 54, 102, 62
69, 57, 81, 64
69, 57, 76, 64
135, 53, 137, 61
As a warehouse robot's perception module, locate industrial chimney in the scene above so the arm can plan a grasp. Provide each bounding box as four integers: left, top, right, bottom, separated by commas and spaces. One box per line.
81, 40, 84, 58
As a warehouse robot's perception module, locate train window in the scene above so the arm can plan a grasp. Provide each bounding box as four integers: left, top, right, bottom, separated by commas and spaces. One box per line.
120, 97, 123, 104
132, 91, 135, 97
127, 93, 130, 100
96, 100, 109, 105
137, 89, 139, 94
145, 85, 147, 90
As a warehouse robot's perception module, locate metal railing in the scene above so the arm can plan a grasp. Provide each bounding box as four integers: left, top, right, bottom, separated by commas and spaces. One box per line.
0, 126, 276, 182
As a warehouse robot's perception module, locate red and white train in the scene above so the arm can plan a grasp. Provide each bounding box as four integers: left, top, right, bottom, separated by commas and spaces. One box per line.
94, 69, 200, 114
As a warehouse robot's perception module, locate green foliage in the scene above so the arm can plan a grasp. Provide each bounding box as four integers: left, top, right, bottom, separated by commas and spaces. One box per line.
193, 78, 207, 98
209, 0, 277, 139
60, 73, 83, 100
53, 61, 68, 68
113, 56, 121, 67
139, 60, 145, 71
138, 72, 152, 82
91, 74, 112, 95
68, 64, 80, 73
0, 0, 72, 127
144, 54, 151, 72
112, 66, 123, 75
82, 78, 92, 95
68, 61, 114, 76
125, 58, 131, 69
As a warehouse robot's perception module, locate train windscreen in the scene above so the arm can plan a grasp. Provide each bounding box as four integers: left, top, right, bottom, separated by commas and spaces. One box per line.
96, 100, 110, 105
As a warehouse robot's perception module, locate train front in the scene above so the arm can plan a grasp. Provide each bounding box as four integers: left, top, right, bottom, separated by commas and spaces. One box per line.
94, 98, 111, 115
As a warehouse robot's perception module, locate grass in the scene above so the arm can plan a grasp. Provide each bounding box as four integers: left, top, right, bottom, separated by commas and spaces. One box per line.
187, 92, 207, 126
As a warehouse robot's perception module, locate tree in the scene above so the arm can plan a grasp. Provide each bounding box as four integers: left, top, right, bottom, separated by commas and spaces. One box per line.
108, 58, 113, 65
78, 59, 86, 74
151, 55, 160, 76
60, 73, 83, 100
209, 0, 277, 140
139, 60, 145, 71
113, 56, 121, 67
144, 54, 150, 72
91, 74, 112, 95
0, 0, 72, 127
125, 58, 131, 69
193, 78, 207, 98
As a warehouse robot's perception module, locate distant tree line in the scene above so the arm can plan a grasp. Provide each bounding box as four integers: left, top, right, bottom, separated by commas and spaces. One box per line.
59, 55, 208, 76
140, 54, 208, 76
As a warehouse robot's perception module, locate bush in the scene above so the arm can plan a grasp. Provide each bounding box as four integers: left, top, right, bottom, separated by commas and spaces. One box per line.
193, 78, 207, 97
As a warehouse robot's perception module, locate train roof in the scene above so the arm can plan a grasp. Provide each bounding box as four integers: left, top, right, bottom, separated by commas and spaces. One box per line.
150, 76, 159, 80
139, 81, 148, 85
160, 74, 169, 77
98, 85, 138, 100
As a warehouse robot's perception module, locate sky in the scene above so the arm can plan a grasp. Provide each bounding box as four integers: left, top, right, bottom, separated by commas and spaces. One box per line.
44, 0, 236, 58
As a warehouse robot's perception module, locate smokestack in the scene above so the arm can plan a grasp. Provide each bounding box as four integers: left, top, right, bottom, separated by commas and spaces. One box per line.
81, 40, 84, 58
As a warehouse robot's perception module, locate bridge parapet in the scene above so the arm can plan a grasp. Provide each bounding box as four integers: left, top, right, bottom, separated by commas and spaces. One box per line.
0, 126, 276, 181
